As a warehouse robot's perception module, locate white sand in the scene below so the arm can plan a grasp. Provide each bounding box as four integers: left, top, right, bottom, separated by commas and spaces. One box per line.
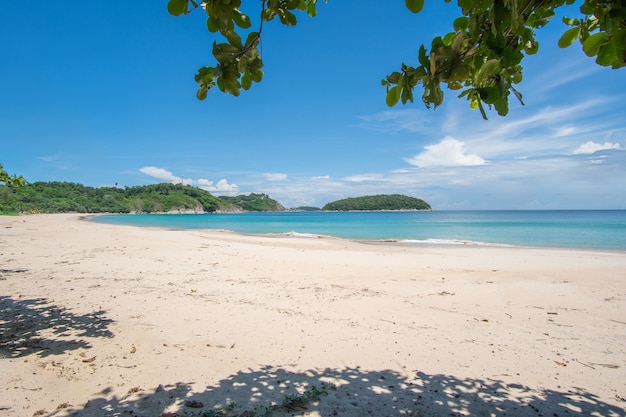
1, 214, 625, 417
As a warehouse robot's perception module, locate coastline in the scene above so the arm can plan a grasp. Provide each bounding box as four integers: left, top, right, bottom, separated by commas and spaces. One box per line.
90, 210, 626, 253
1, 214, 625, 416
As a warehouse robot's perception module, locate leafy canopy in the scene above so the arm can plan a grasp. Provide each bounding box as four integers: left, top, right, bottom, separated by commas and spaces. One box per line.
169, 0, 624, 118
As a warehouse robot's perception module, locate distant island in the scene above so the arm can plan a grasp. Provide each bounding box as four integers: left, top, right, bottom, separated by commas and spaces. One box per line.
1, 182, 432, 215
0, 182, 284, 214
323, 194, 431, 211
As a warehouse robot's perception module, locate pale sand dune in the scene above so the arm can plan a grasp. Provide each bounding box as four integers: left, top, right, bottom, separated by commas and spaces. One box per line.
1, 214, 625, 417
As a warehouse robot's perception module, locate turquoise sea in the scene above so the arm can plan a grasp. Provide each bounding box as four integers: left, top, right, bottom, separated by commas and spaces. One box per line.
91, 210, 626, 251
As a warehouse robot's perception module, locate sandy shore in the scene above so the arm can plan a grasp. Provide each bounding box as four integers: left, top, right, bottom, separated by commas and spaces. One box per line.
1, 214, 625, 417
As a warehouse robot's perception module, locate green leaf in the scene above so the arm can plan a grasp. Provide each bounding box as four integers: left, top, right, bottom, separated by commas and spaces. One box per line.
386, 86, 402, 107
167, 0, 188, 16
386, 72, 401, 84
458, 0, 474, 14
558, 27, 579, 48
307, 0, 317, 17
237, 55, 249, 73
476, 59, 500, 84
405, 0, 424, 13
196, 84, 209, 100
478, 87, 498, 104
232, 10, 252, 28
453, 16, 469, 31
245, 32, 260, 49
250, 68, 263, 82
562, 16, 579, 26
224, 30, 243, 50
207, 16, 219, 32
596, 43, 615, 66
213, 42, 240, 64
418, 45, 429, 69
583, 32, 609, 57
442, 32, 455, 47
241, 71, 252, 90
494, 95, 509, 116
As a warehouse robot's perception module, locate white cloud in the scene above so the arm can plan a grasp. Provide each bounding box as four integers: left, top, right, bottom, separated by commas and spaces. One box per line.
263, 173, 288, 181
343, 173, 385, 182
405, 137, 487, 168
197, 178, 213, 187
195, 178, 240, 195
215, 179, 239, 193
140, 166, 239, 195
572, 141, 621, 155
140, 166, 179, 182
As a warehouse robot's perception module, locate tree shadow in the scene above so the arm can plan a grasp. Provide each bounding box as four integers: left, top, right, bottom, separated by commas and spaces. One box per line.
0, 294, 114, 358
59, 366, 625, 417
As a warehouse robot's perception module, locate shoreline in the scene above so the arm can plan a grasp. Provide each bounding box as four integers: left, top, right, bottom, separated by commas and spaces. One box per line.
1, 214, 625, 416
86, 212, 626, 254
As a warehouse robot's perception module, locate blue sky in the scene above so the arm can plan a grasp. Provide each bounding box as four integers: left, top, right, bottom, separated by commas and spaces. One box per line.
1, 1, 625, 209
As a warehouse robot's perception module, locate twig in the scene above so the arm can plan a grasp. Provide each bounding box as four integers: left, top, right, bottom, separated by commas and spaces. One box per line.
574, 358, 595, 369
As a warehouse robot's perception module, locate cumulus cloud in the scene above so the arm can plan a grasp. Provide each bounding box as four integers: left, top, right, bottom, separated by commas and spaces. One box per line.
405, 137, 487, 168
140, 166, 238, 195
198, 178, 239, 195
572, 141, 621, 155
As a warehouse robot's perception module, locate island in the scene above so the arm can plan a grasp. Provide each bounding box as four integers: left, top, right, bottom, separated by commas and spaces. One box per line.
322, 194, 431, 211
0, 182, 285, 214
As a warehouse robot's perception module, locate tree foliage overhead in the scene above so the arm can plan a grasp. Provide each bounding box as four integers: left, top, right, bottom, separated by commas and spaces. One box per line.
322, 194, 432, 211
168, 0, 325, 99
0, 164, 26, 187
169, 0, 625, 118
0, 182, 285, 215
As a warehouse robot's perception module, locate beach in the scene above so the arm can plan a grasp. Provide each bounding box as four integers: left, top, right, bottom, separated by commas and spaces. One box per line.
1, 214, 625, 416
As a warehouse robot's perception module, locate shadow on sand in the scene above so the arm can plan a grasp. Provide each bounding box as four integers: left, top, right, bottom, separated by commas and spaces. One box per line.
0, 293, 113, 359
60, 366, 624, 417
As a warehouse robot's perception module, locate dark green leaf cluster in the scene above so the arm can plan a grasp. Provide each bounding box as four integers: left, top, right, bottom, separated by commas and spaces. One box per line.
384, 0, 625, 119
168, 0, 325, 99
219, 193, 286, 212
0, 182, 283, 215
559, 0, 626, 68
322, 194, 431, 211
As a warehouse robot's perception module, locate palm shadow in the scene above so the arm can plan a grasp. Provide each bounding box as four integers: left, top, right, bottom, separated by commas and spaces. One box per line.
62, 366, 624, 417
0, 294, 114, 358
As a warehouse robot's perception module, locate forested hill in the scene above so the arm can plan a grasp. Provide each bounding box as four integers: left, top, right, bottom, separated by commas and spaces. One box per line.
0, 182, 285, 214
322, 194, 431, 211
219, 194, 285, 212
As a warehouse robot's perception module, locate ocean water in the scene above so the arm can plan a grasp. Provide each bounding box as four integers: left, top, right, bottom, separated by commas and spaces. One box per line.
90, 210, 626, 251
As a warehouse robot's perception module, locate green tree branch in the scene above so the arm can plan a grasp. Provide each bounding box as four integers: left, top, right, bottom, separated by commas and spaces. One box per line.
170, 0, 625, 118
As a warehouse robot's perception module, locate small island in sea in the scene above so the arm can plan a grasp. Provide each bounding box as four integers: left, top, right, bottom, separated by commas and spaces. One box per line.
322, 194, 431, 211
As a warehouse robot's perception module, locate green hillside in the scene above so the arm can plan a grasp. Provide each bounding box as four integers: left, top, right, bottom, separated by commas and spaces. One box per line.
323, 194, 431, 211
0, 182, 284, 214
219, 193, 285, 212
